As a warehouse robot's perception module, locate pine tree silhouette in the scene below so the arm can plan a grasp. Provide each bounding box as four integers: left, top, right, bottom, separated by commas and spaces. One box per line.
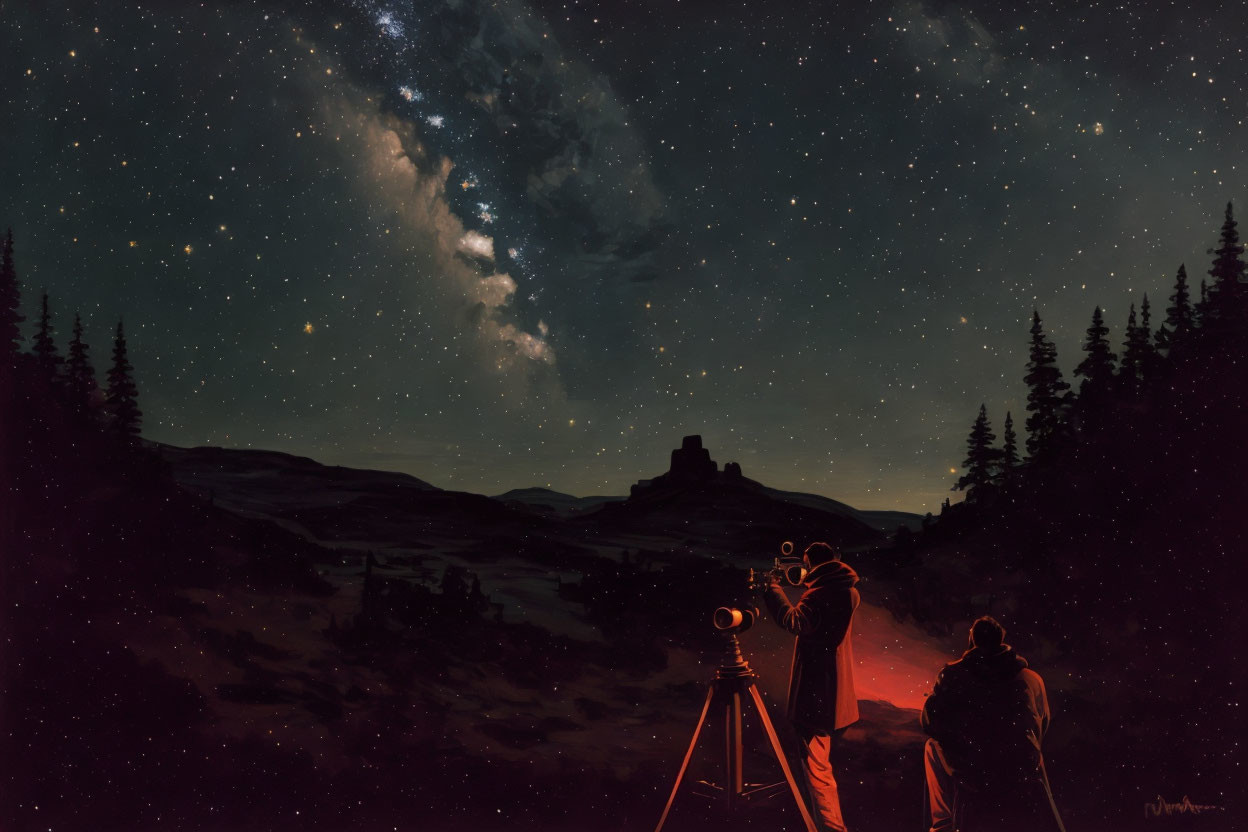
1119, 303, 1151, 398
1074, 305, 1116, 396
935, 199, 1247, 604
1154, 264, 1193, 356
1023, 310, 1070, 461
1200, 201, 1246, 333
954, 404, 998, 501
0, 228, 23, 372
106, 319, 142, 440
32, 290, 64, 377
1138, 294, 1159, 387
66, 313, 98, 416
999, 411, 1019, 484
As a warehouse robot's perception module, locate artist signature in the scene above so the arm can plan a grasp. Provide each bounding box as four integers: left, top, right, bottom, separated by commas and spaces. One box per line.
1144, 795, 1224, 819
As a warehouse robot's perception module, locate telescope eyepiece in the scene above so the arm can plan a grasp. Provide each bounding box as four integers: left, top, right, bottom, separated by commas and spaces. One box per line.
713, 605, 757, 633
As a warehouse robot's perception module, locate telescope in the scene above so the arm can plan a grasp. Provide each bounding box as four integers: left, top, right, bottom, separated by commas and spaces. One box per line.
652, 602, 818, 832
747, 540, 807, 592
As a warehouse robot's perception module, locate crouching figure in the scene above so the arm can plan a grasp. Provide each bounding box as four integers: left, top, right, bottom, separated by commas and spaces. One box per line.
920, 616, 1066, 832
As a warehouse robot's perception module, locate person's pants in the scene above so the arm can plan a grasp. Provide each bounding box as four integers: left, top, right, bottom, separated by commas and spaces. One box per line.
924, 738, 1060, 832
800, 727, 849, 832
924, 738, 957, 832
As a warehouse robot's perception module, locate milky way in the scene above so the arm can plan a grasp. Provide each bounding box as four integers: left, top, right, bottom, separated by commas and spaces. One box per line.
3, 0, 1245, 510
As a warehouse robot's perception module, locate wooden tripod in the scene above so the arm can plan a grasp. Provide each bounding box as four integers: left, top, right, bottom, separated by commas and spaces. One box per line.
653, 630, 817, 832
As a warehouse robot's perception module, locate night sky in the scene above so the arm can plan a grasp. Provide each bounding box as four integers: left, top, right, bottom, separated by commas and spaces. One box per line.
3, 0, 1243, 511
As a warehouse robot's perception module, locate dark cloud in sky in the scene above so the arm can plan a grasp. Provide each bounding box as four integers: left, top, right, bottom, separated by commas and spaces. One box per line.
430, 0, 669, 254
2, 0, 1244, 509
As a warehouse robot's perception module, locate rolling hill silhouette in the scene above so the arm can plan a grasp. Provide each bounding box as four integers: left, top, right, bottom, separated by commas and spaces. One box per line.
161, 435, 918, 560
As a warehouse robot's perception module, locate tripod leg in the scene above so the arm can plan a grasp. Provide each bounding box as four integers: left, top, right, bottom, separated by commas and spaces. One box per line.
726, 688, 743, 810
654, 684, 715, 832
921, 770, 929, 832
1041, 770, 1068, 832
748, 682, 817, 832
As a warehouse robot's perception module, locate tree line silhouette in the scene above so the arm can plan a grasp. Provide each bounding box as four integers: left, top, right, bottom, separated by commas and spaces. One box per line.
0, 226, 343, 599
874, 205, 1247, 831
0, 228, 143, 448
940, 201, 1248, 545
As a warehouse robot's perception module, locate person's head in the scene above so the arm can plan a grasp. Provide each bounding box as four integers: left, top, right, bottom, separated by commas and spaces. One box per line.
802, 541, 841, 570
968, 616, 1006, 650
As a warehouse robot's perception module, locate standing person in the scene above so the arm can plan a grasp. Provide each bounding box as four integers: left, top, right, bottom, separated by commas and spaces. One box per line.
763, 541, 860, 832
921, 616, 1065, 832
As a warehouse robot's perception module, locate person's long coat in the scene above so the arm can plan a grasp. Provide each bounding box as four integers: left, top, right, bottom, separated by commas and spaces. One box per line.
919, 645, 1059, 829
920, 645, 1050, 788
764, 559, 860, 732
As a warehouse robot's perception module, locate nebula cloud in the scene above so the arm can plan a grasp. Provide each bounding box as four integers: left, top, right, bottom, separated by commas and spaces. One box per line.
458, 230, 495, 262
321, 79, 558, 393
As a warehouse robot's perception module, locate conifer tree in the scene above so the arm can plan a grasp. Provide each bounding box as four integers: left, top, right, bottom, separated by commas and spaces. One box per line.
1138, 293, 1159, 384
1074, 305, 1116, 396
106, 319, 141, 440
66, 313, 97, 415
1023, 310, 1070, 461
999, 411, 1019, 483
1200, 201, 1246, 332
1120, 303, 1151, 397
32, 290, 64, 377
1155, 264, 1194, 356
954, 404, 998, 501
0, 228, 22, 371
1123, 304, 1148, 399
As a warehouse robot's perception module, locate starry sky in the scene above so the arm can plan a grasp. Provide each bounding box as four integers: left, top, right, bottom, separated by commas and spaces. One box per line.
3, 0, 1245, 511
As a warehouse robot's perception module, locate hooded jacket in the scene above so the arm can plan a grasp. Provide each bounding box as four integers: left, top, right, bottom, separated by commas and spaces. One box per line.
920, 644, 1050, 790
764, 559, 860, 733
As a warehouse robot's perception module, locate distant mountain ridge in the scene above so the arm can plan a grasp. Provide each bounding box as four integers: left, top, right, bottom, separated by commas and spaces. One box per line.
157, 443, 534, 548
494, 480, 923, 533
158, 438, 922, 552
491, 487, 625, 517
758, 486, 924, 533
159, 444, 436, 508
